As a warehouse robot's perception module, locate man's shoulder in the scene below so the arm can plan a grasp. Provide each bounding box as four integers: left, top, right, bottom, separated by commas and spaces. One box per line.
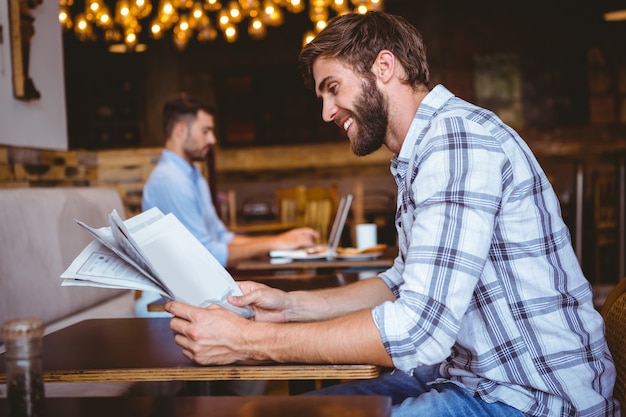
148, 157, 186, 180
144, 162, 193, 200
426, 96, 505, 141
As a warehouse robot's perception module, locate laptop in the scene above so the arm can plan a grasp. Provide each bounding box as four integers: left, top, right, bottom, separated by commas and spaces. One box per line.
269, 194, 353, 260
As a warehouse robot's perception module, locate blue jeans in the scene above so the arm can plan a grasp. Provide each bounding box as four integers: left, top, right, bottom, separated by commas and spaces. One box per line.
305, 366, 527, 417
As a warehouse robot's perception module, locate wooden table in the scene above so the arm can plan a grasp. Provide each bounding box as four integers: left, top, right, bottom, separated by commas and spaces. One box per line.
234, 246, 397, 272
229, 221, 296, 235
0, 395, 392, 417
232, 270, 366, 290
0, 318, 379, 384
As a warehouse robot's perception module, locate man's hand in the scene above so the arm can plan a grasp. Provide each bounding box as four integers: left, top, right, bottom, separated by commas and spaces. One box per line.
166, 301, 254, 365
227, 280, 292, 322
164, 281, 291, 364
274, 227, 319, 249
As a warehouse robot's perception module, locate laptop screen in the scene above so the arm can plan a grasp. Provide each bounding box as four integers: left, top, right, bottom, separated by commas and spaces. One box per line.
268, 193, 353, 260
326, 194, 353, 255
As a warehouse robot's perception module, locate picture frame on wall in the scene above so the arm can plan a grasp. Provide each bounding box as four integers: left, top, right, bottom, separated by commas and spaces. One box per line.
8, 0, 42, 100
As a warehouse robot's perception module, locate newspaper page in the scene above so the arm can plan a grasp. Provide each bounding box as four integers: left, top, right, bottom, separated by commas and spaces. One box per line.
129, 212, 253, 318
61, 240, 170, 295
62, 208, 254, 318
108, 208, 160, 277
74, 218, 154, 283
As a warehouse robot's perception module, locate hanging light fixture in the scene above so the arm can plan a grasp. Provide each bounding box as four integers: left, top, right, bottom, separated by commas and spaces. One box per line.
60, 0, 384, 51
604, 9, 626, 21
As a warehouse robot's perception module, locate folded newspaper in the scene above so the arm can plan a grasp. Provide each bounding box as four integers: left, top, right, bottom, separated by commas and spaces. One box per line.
61, 207, 254, 318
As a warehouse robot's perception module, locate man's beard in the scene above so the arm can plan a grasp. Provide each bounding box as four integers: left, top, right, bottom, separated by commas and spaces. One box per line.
183, 137, 207, 162
187, 150, 205, 162
350, 76, 388, 157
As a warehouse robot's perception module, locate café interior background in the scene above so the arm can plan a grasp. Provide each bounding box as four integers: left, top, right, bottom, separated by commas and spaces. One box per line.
63, 0, 626, 150
0, 0, 625, 285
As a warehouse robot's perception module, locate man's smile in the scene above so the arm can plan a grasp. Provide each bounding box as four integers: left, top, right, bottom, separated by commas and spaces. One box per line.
342, 117, 354, 132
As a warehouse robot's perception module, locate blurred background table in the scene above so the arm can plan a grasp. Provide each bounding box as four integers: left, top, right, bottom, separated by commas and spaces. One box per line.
233, 246, 397, 272
228, 221, 296, 235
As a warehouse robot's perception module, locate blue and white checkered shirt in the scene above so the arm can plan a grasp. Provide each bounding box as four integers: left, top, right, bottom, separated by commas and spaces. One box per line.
374, 85, 618, 416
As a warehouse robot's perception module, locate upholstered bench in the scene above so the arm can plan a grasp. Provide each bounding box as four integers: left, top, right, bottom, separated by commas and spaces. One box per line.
0, 187, 137, 396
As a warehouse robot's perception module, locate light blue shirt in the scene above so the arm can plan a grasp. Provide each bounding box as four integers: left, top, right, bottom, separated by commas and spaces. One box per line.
374, 85, 617, 416
142, 150, 234, 266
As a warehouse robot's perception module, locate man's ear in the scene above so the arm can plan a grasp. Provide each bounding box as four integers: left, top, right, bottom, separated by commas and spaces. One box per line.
172, 120, 188, 141
373, 50, 395, 83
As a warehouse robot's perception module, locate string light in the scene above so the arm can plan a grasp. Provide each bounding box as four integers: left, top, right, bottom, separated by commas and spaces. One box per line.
59, 0, 384, 51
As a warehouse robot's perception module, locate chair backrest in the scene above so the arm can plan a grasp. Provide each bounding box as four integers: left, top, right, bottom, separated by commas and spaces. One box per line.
276, 184, 339, 244
600, 277, 626, 408
277, 185, 307, 227
594, 170, 618, 230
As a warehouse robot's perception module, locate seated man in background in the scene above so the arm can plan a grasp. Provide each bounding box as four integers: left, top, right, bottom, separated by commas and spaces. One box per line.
142, 92, 318, 269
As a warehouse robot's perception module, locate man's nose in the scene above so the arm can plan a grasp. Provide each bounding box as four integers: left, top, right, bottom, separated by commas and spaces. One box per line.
321, 99, 337, 123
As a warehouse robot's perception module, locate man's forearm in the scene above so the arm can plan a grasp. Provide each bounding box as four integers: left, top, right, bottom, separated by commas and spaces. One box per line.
227, 235, 278, 265
244, 308, 393, 366
286, 277, 395, 322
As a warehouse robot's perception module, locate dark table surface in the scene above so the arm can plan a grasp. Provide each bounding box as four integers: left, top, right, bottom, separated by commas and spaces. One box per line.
0, 395, 392, 417
233, 246, 397, 272
0, 318, 380, 384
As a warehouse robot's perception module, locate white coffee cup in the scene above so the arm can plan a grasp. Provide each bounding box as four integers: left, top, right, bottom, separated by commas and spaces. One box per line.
356, 223, 377, 250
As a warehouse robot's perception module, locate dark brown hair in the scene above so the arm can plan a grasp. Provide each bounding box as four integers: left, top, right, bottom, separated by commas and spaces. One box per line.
298, 11, 430, 91
162, 92, 215, 138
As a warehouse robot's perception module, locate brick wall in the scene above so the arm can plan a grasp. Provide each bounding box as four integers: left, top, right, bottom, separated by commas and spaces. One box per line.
0, 145, 161, 218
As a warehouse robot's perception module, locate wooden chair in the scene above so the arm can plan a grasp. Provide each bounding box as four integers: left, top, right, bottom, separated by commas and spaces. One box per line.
593, 170, 618, 282
600, 276, 626, 408
276, 184, 339, 244
276, 185, 307, 227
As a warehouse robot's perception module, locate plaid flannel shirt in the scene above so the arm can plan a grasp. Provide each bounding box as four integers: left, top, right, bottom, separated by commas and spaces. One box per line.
374, 85, 617, 416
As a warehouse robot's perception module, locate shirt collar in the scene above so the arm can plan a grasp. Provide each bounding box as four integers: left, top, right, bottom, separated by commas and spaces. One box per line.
161, 149, 199, 178
397, 84, 454, 161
